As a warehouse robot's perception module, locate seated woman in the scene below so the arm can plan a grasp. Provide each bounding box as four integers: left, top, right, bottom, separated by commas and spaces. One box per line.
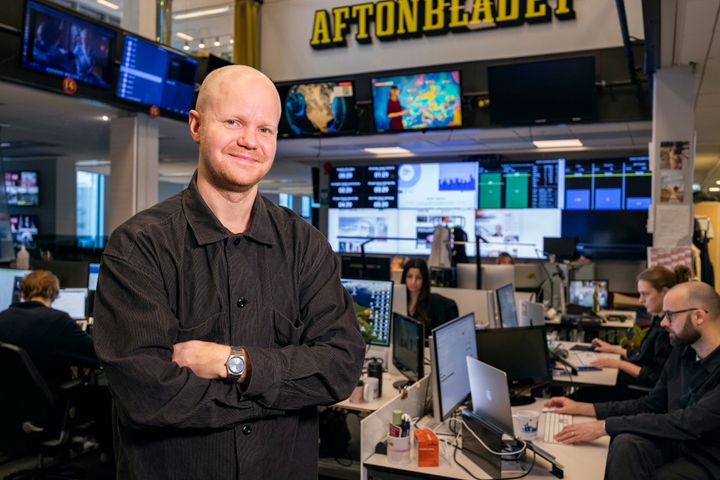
0, 270, 98, 390
576, 265, 691, 401
401, 258, 459, 336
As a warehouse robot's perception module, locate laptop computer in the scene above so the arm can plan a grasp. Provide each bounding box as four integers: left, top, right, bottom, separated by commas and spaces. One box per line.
466, 356, 514, 437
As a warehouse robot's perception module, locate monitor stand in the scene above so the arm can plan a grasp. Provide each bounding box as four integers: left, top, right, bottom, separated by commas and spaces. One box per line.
509, 391, 535, 406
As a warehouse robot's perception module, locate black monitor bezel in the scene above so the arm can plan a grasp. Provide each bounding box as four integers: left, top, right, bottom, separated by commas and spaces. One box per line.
495, 283, 518, 328
392, 313, 424, 383
475, 326, 552, 388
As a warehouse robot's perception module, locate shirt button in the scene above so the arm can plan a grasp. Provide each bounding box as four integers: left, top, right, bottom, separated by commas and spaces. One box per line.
233, 237, 241, 246
237, 298, 248, 308
242, 425, 252, 435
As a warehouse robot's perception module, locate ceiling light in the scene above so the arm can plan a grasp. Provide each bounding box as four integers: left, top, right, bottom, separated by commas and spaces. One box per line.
101, 115, 110, 121
183, 42, 190, 51
176, 32, 194, 41
172, 5, 230, 20
532, 139, 583, 149
709, 187, 720, 193
214, 37, 221, 47
229, 38, 234, 44
715, 180, 720, 185
364, 147, 412, 156
0, 142, 10, 148
96, 0, 120, 10
198, 39, 206, 49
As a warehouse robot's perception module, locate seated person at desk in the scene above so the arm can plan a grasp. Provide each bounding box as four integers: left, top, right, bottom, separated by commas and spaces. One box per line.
546, 281, 720, 480
402, 258, 458, 335
0, 270, 99, 389
496, 252, 514, 265
577, 266, 691, 401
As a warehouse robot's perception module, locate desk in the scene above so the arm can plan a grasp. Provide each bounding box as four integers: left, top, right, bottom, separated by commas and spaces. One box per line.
364, 400, 609, 479
551, 342, 619, 387
335, 374, 406, 413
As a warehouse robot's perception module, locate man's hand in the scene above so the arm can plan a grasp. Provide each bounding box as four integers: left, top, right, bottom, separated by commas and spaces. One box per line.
544, 397, 596, 416
173, 341, 230, 380
554, 420, 606, 444
591, 338, 616, 353
592, 357, 621, 369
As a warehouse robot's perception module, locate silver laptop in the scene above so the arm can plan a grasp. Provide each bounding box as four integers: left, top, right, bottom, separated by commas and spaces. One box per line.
466, 356, 514, 437
518, 300, 545, 327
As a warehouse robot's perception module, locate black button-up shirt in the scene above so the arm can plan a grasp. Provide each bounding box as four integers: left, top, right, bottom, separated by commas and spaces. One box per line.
93, 175, 365, 479
596, 344, 720, 475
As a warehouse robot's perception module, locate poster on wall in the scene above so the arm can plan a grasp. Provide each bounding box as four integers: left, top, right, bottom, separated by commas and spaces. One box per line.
658, 141, 689, 170
647, 247, 693, 270
659, 170, 685, 203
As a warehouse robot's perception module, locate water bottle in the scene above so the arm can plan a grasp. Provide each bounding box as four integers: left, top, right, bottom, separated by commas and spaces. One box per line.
367, 357, 384, 397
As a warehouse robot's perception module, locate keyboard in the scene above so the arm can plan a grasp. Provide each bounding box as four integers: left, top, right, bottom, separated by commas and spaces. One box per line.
541, 412, 573, 443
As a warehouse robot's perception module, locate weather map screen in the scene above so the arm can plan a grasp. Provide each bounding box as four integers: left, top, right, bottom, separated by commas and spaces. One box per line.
341, 278, 393, 346
371, 70, 462, 131
278, 81, 357, 137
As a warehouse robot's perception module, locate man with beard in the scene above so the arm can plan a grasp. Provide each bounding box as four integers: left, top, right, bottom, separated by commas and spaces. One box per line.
545, 281, 720, 479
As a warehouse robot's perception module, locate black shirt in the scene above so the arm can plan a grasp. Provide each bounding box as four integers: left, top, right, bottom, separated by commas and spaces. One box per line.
0, 301, 98, 390
627, 316, 672, 387
596, 345, 720, 476
93, 175, 365, 479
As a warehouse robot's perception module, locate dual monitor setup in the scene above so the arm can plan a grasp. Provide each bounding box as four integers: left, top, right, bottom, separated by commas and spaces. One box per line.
0, 262, 101, 320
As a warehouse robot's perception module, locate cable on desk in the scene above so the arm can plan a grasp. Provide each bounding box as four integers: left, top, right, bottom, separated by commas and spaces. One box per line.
446, 418, 527, 457
453, 445, 537, 480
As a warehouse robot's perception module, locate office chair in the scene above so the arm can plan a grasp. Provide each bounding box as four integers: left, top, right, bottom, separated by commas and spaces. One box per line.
0, 343, 82, 479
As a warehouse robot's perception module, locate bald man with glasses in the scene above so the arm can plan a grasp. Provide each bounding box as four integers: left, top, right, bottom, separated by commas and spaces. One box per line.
545, 281, 720, 480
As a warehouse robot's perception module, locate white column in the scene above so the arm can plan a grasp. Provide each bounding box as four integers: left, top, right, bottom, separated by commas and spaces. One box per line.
651, 66, 696, 247
107, 116, 159, 234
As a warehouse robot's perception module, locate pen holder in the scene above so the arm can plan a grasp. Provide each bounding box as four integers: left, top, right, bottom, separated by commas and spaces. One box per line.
387, 435, 411, 465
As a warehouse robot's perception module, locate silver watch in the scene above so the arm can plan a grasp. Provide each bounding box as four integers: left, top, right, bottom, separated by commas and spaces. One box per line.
226, 347, 246, 382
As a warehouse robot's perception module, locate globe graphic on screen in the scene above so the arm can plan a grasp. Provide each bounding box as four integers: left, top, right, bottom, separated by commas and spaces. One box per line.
285, 83, 348, 135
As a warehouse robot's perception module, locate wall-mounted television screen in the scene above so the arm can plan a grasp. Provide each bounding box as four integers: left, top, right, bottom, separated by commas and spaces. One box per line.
116, 34, 198, 115
488, 56, 596, 126
9, 215, 39, 244
21, 0, 115, 89
278, 81, 357, 137
5, 171, 39, 206
371, 70, 462, 131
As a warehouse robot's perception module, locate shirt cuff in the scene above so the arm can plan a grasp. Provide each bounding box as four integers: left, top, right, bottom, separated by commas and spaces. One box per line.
594, 402, 611, 419
241, 345, 280, 403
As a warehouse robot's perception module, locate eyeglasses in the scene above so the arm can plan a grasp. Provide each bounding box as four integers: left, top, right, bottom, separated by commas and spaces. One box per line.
661, 308, 707, 322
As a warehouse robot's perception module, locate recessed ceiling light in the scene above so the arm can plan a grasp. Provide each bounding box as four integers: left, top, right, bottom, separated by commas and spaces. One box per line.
229, 38, 234, 44
176, 32, 194, 41
710, 187, 720, 192
172, 6, 230, 20
533, 139, 583, 149
101, 115, 110, 121
364, 147, 412, 155
96, 0, 120, 10
214, 37, 221, 47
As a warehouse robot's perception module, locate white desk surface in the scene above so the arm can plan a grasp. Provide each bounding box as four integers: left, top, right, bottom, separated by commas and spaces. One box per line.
551, 341, 619, 387
546, 310, 636, 329
364, 400, 608, 479
335, 373, 405, 413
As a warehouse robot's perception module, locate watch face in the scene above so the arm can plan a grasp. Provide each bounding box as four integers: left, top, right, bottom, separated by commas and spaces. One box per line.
228, 355, 245, 375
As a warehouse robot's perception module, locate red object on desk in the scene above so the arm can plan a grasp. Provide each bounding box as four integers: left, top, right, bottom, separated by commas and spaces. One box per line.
414, 429, 439, 467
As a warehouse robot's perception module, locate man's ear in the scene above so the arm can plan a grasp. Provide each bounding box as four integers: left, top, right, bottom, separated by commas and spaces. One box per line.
188, 110, 201, 144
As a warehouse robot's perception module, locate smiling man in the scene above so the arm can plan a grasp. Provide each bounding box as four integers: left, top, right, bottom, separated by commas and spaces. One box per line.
93, 66, 365, 479
545, 281, 720, 479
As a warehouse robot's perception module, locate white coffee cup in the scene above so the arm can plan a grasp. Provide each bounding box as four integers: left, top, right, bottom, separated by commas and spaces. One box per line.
363, 377, 380, 401
513, 410, 540, 440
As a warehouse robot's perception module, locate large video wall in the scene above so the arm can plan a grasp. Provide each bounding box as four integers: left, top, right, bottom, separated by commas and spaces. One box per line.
328, 157, 652, 259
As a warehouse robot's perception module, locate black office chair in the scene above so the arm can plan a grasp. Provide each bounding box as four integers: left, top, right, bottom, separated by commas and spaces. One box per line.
0, 342, 82, 479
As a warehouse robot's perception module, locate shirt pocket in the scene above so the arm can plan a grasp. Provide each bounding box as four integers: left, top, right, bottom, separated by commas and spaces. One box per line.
177, 311, 224, 342
273, 308, 304, 346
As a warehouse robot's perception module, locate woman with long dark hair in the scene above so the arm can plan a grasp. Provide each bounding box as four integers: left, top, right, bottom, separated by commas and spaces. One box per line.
401, 258, 458, 337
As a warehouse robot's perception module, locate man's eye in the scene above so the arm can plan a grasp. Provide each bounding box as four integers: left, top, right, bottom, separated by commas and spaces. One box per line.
226, 120, 237, 126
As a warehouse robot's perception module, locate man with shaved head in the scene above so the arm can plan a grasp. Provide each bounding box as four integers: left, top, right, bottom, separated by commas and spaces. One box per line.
94, 66, 365, 479
545, 281, 720, 479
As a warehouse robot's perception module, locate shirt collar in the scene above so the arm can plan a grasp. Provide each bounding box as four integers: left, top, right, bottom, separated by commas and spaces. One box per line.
182, 171, 275, 247
697, 345, 720, 373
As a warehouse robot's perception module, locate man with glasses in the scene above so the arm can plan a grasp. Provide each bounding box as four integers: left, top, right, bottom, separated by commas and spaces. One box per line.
545, 281, 720, 479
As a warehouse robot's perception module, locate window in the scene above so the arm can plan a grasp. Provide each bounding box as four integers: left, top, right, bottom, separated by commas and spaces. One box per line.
76, 171, 105, 248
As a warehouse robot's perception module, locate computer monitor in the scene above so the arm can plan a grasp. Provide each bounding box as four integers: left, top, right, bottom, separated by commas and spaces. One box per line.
429, 313, 478, 423
0, 268, 32, 309
88, 263, 100, 291
495, 283, 518, 328
568, 279, 609, 309
392, 314, 424, 388
518, 300, 545, 327
475, 326, 551, 405
341, 278, 393, 346
52, 288, 87, 320
543, 236, 577, 260
480, 265, 514, 291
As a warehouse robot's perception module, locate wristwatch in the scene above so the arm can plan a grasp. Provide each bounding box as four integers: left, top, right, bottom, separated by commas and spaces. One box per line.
225, 346, 246, 382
